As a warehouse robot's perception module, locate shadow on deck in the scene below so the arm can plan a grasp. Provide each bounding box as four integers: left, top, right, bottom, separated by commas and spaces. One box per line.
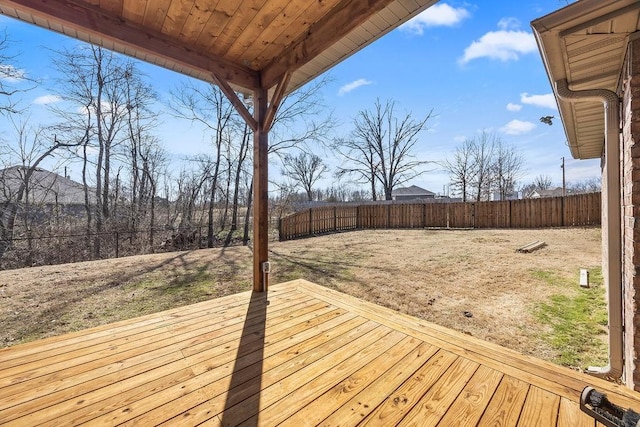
0, 279, 639, 426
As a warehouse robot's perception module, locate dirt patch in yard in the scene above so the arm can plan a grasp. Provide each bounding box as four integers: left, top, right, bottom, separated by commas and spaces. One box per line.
0, 228, 604, 369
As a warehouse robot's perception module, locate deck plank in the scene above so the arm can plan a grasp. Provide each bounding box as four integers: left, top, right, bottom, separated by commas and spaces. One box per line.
134, 322, 393, 426
357, 350, 459, 426
557, 397, 596, 427
234, 329, 407, 426
293, 279, 640, 408
0, 287, 304, 374
477, 375, 530, 426
153, 319, 380, 426
278, 336, 428, 427
315, 343, 440, 427
0, 280, 638, 426
0, 298, 332, 414
517, 385, 561, 426
396, 357, 479, 426
31, 312, 364, 426
437, 365, 504, 426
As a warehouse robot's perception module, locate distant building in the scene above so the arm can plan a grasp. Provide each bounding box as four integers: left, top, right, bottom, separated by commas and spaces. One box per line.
489, 191, 520, 201
391, 185, 435, 201
529, 187, 565, 198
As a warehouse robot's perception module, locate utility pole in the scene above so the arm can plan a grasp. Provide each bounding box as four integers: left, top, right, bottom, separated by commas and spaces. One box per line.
561, 156, 566, 196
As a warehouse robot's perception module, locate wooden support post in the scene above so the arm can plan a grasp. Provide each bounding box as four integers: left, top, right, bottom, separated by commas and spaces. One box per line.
253, 87, 268, 292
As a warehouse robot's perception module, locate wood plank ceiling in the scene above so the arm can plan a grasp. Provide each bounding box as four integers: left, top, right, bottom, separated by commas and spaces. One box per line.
0, 0, 438, 94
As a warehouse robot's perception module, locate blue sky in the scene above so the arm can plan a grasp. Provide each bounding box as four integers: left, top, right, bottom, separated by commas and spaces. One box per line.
0, 0, 599, 196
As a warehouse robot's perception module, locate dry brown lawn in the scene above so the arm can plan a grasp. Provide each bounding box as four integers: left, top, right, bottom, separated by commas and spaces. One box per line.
0, 227, 604, 368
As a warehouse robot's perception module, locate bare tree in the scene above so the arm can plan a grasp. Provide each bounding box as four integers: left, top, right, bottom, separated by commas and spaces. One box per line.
470, 131, 496, 201
52, 45, 136, 256
442, 138, 476, 202
567, 177, 601, 194
122, 64, 158, 237
491, 140, 524, 200
0, 119, 78, 261
0, 29, 38, 115
268, 77, 335, 155
170, 81, 236, 247
521, 174, 554, 198
138, 139, 166, 249
334, 99, 432, 200
225, 122, 251, 246
281, 152, 328, 201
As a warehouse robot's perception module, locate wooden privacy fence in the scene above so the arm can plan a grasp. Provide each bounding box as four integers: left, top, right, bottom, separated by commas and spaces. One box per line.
278, 192, 601, 241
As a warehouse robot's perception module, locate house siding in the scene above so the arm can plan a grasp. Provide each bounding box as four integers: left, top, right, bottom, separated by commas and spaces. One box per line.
621, 37, 640, 390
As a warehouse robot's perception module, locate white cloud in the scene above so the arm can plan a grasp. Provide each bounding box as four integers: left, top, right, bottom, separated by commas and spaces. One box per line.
33, 94, 61, 105
453, 135, 466, 143
338, 78, 372, 96
506, 103, 522, 112
401, 3, 470, 35
0, 64, 26, 83
520, 92, 557, 109
459, 30, 536, 64
497, 17, 520, 31
501, 119, 535, 135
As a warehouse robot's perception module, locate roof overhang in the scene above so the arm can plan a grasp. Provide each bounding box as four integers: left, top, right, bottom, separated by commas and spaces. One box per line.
532, 0, 640, 160
0, 0, 438, 96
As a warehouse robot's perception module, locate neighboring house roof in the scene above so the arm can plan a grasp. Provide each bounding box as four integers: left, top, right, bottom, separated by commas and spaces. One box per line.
0, 1, 438, 96
0, 166, 92, 205
532, 0, 640, 159
392, 185, 435, 197
530, 187, 564, 198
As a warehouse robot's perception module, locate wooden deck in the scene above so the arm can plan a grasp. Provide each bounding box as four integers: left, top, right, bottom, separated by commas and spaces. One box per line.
1, 279, 639, 426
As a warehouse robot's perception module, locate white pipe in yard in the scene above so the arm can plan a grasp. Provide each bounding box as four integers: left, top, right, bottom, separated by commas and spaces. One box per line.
555, 78, 623, 379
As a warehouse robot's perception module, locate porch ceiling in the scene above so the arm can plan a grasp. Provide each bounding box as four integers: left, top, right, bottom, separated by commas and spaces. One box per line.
532, 0, 640, 160
0, 0, 437, 95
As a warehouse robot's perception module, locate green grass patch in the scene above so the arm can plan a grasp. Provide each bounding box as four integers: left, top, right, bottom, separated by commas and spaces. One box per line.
530, 269, 569, 286
533, 267, 608, 367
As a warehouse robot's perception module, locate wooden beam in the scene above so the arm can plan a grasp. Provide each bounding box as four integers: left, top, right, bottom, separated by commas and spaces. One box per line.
253, 87, 269, 292
263, 71, 291, 132
211, 73, 258, 133
261, 0, 395, 88
0, 0, 259, 90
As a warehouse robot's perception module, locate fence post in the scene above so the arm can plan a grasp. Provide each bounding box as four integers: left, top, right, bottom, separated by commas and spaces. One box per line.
387, 204, 391, 228
356, 205, 361, 229
309, 208, 313, 236
333, 206, 337, 231
115, 232, 119, 258
423, 203, 427, 228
